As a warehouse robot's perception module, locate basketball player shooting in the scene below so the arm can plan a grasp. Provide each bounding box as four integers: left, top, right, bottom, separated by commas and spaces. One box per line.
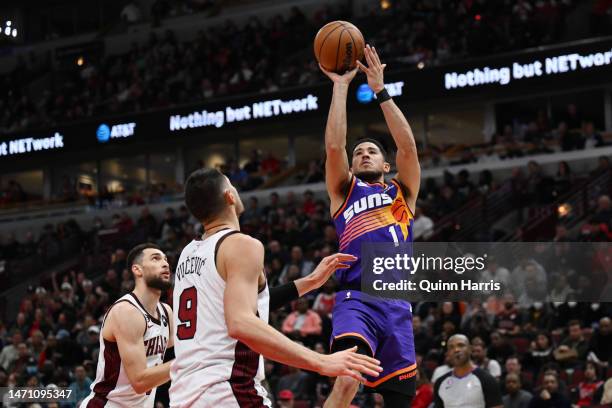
81, 243, 174, 408
319, 44, 421, 408
169, 169, 382, 408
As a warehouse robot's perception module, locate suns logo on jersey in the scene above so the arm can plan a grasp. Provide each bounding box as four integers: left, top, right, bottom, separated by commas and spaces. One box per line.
343, 192, 393, 222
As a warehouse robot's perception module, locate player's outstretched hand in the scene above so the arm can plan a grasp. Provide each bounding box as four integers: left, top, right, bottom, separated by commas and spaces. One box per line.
297, 253, 356, 295
319, 64, 358, 85
356, 44, 386, 93
319, 346, 382, 383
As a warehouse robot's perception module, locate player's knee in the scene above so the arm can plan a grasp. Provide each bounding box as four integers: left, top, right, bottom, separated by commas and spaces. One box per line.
333, 375, 360, 394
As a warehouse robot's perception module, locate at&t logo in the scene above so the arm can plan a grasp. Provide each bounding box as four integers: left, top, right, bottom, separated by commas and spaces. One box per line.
96, 123, 136, 143
356, 81, 405, 104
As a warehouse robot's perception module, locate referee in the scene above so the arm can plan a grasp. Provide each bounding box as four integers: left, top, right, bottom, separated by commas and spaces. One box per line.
434, 334, 503, 408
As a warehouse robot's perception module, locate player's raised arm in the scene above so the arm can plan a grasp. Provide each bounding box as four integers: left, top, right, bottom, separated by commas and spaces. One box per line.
221, 233, 381, 381
357, 45, 421, 212
320, 64, 357, 213
109, 303, 171, 394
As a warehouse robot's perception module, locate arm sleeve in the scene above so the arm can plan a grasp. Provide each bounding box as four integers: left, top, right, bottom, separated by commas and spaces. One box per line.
163, 346, 175, 363
269, 282, 299, 310
433, 376, 445, 408
476, 369, 503, 407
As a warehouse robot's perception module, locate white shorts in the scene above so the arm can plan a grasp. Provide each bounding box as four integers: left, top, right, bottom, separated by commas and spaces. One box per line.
170, 381, 272, 408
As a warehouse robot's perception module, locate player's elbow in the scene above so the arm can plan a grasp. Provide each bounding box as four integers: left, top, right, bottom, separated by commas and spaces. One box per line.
131, 379, 148, 395
226, 317, 248, 341
325, 143, 345, 155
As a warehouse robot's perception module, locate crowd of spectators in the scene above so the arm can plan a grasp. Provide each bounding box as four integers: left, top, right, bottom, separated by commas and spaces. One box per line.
0, 157, 611, 406
4, 0, 612, 134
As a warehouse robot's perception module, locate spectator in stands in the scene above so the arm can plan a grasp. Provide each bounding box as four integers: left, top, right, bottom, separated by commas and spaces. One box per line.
281, 297, 322, 346
413, 206, 434, 240
312, 279, 335, 319
412, 368, 433, 408
69, 365, 92, 405
554, 320, 589, 369
573, 361, 604, 407
592, 195, 612, 229
0, 331, 22, 371
528, 372, 571, 408
279, 246, 314, 283
582, 121, 604, 149
489, 331, 516, 364
472, 337, 502, 379
503, 372, 533, 408
589, 316, 612, 367
261, 152, 281, 177
504, 356, 534, 393
479, 256, 511, 294
276, 366, 311, 402
302, 160, 324, 184
277, 389, 295, 408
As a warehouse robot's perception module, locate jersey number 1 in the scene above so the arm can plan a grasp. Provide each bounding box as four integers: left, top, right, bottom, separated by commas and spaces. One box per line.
177, 287, 197, 340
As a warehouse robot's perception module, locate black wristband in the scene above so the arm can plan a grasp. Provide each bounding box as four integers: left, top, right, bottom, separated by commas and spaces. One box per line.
269, 281, 299, 310
376, 88, 392, 104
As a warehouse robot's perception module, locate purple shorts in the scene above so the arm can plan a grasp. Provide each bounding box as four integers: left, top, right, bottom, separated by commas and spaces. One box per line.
330, 290, 417, 389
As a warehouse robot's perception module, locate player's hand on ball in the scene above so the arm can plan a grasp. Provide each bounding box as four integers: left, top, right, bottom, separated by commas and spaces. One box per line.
356, 44, 386, 93
319, 64, 358, 85
320, 346, 382, 382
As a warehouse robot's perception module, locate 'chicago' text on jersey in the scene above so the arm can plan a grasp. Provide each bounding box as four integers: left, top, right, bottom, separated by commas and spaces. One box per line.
144, 335, 168, 357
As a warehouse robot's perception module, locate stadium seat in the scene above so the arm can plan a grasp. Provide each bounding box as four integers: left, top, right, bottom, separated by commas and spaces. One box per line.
511, 337, 530, 354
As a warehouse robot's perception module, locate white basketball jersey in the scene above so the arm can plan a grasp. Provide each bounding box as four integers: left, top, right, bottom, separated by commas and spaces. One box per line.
81, 293, 170, 408
170, 229, 271, 408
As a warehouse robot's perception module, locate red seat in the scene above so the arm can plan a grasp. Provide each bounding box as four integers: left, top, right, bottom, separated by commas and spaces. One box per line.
570, 369, 584, 387
294, 400, 310, 408
512, 337, 530, 354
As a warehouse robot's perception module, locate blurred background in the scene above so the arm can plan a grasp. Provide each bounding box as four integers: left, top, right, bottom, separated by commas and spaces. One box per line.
0, 0, 611, 407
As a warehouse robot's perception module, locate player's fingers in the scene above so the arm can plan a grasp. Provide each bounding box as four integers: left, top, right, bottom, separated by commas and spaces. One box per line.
364, 46, 375, 68
343, 369, 366, 383
348, 361, 380, 377
356, 60, 370, 75
335, 253, 357, 261
381, 64, 387, 70
372, 46, 382, 67
336, 263, 351, 269
354, 353, 381, 366
348, 354, 382, 373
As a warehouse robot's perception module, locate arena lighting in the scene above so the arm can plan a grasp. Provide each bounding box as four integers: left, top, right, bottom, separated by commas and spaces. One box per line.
77, 56, 84, 66
558, 203, 572, 218
380, 0, 391, 10
3, 20, 17, 38
417, 61, 425, 69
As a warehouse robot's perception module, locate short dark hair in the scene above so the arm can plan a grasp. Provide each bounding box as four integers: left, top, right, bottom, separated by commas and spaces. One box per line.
568, 319, 581, 328
185, 168, 227, 222
350, 138, 387, 160
127, 243, 161, 269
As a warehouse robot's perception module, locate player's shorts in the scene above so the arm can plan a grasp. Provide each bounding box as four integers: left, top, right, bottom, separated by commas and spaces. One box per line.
330, 290, 417, 396
171, 380, 272, 408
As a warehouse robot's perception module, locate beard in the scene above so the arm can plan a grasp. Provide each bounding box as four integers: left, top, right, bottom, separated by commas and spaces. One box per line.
354, 170, 384, 184
145, 275, 173, 290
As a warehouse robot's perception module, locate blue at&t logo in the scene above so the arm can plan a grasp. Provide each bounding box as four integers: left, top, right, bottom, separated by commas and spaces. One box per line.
96, 124, 111, 143
356, 84, 373, 104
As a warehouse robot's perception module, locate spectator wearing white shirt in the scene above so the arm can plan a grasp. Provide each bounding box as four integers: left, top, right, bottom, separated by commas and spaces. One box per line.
413, 206, 434, 240
480, 257, 511, 294
472, 337, 502, 379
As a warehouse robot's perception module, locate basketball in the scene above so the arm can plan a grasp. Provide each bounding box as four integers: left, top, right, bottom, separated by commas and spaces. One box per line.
313, 21, 365, 73
391, 199, 409, 223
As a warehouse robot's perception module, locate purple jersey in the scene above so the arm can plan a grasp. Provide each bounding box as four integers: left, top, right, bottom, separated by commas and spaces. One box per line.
332, 175, 414, 290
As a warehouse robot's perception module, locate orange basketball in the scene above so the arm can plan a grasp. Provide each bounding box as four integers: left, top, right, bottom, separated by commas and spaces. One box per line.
313, 21, 365, 73
391, 199, 409, 223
